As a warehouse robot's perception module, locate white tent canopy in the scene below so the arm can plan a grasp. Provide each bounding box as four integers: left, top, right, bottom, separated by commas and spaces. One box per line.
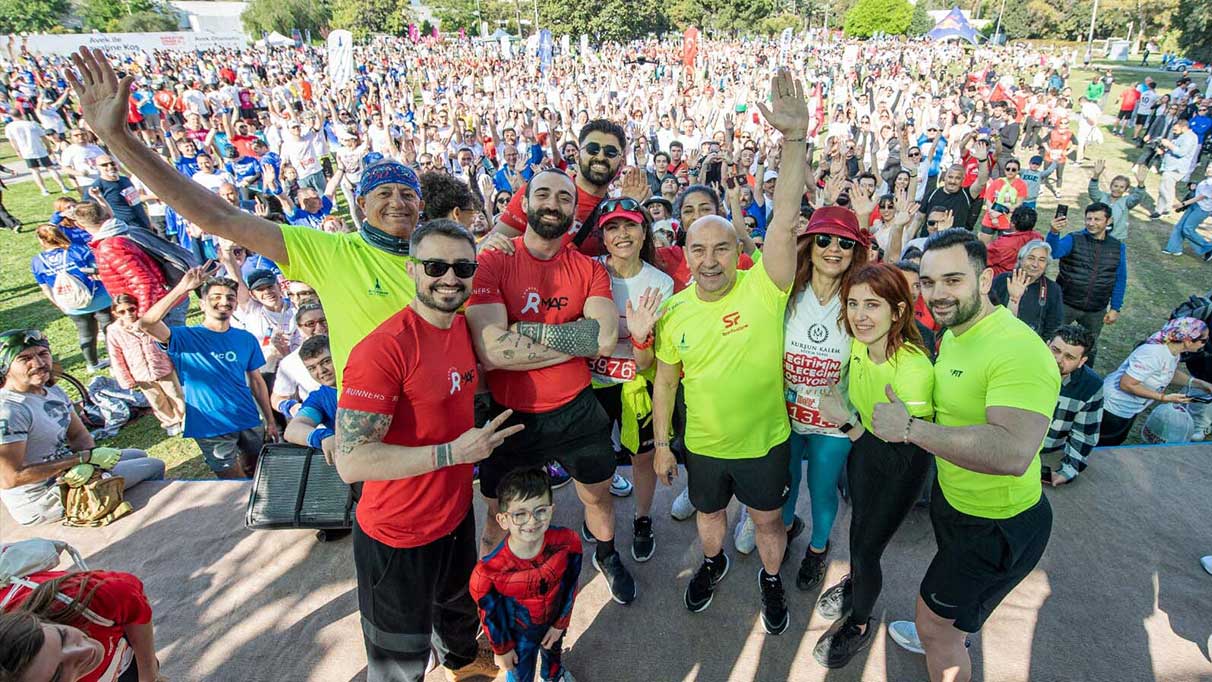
254, 31, 294, 48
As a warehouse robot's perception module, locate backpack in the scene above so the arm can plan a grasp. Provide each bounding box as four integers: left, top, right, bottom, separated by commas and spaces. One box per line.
0, 538, 115, 627
123, 224, 200, 288
50, 270, 95, 310
59, 471, 133, 527
1171, 292, 1212, 325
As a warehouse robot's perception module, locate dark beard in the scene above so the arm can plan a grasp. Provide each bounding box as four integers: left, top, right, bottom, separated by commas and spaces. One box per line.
581, 161, 614, 188
527, 209, 574, 240
417, 284, 468, 313
930, 288, 983, 328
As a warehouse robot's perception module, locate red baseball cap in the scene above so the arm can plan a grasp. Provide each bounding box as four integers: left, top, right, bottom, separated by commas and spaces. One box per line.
803, 205, 870, 247
597, 199, 646, 229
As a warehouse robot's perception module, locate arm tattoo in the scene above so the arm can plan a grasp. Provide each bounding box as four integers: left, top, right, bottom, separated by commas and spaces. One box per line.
516, 319, 601, 357
433, 442, 454, 469
335, 409, 393, 459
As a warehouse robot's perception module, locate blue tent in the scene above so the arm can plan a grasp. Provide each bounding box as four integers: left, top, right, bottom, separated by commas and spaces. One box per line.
927, 7, 979, 44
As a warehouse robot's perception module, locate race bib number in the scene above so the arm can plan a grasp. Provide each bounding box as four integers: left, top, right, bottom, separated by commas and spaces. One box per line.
785, 388, 839, 430
120, 186, 142, 206
590, 356, 637, 382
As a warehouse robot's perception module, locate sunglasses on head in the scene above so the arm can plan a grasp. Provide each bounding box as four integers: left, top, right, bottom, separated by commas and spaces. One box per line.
814, 234, 856, 250
583, 142, 621, 159
600, 197, 642, 214
0, 329, 48, 354
420, 259, 478, 278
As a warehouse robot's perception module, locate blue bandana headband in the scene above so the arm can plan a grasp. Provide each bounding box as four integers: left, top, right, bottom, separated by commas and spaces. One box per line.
357, 161, 421, 199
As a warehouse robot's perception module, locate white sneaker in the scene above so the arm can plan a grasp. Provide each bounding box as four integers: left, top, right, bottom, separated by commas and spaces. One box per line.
888, 620, 925, 655
670, 486, 695, 521
733, 507, 756, 555
609, 473, 633, 497
1201, 556, 1212, 575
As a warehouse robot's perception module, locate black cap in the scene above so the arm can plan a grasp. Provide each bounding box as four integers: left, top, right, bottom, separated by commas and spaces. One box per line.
245, 269, 277, 290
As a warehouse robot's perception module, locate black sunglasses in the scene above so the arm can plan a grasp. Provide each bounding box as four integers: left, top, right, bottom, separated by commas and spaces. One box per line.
600, 197, 642, 213
814, 234, 856, 250
583, 142, 621, 159
420, 259, 478, 278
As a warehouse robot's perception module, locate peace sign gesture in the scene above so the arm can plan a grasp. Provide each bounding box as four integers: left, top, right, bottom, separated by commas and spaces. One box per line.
446, 410, 526, 466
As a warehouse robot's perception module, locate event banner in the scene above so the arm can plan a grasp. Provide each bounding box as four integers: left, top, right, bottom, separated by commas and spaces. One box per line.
3, 31, 248, 57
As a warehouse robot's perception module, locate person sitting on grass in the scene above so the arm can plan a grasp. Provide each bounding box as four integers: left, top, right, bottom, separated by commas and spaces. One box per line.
470, 467, 581, 682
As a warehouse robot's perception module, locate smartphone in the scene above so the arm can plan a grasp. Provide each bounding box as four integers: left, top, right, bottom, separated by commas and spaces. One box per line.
1055, 204, 1069, 219
991, 202, 1010, 214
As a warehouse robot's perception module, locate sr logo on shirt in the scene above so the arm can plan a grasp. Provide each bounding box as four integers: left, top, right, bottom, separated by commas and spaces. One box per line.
721, 311, 749, 336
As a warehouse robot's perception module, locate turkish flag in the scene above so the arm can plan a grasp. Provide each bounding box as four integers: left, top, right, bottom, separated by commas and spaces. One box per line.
682, 27, 700, 69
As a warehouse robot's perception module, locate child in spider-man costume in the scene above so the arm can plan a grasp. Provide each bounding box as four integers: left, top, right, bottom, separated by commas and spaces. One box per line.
470, 468, 582, 682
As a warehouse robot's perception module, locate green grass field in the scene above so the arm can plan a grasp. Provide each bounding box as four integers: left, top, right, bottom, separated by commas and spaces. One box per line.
0, 66, 1205, 476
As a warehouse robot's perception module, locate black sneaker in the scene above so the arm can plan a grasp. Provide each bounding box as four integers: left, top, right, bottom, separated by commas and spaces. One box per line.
592, 551, 636, 605
812, 616, 874, 668
816, 577, 853, 621
782, 515, 805, 564
1204, 251, 1212, 263
631, 516, 655, 562
758, 569, 789, 635
796, 542, 830, 592
580, 521, 597, 544
684, 553, 730, 612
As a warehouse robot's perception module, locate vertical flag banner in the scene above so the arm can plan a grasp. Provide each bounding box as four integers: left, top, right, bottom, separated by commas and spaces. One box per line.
326, 30, 354, 87
539, 29, 553, 74
682, 27, 699, 69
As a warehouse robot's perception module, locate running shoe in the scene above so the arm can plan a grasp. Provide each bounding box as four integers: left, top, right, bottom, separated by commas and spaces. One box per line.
165, 424, 183, 437
796, 542, 830, 591
609, 473, 633, 497
592, 550, 636, 605
631, 516, 655, 562
547, 462, 572, 489
542, 673, 576, 682
816, 576, 853, 621
684, 553, 730, 612
758, 569, 789, 635
670, 487, 695, 520
888, 621, 970, 655
734, 507, 756, 555
87, 359, 110, 372
444, 651, 500, 681
580, 520, 597, 544
813, 616, 874, 668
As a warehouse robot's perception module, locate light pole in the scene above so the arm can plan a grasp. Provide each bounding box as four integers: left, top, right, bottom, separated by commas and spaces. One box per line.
993, 0, 1007, 43
1084, 0, 1100, 63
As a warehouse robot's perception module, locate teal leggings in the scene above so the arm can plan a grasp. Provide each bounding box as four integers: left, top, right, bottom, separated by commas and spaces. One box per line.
782, 432, 852, 550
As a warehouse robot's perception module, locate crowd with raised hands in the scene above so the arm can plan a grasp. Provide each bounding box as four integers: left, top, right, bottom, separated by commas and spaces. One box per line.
2, 31, 1212, 682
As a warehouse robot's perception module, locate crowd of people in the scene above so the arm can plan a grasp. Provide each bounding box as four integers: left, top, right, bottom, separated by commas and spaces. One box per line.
2, 30, 1212, 682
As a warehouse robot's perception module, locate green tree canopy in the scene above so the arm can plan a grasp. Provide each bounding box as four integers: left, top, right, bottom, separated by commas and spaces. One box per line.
0, 0, 69, 33
1175, 0, 1212, 62
843, 0, 913, 37
537, 0, 670, 41
242, 0, 332, 39
907, 0, 932, 36
331, 0, 414, 40
81, 0, 180, 32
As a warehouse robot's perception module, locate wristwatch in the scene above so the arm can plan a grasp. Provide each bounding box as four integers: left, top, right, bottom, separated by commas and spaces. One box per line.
838, 414, 859, 434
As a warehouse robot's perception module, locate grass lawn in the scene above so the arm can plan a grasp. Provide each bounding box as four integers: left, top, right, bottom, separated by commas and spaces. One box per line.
1, 73, 1206, 476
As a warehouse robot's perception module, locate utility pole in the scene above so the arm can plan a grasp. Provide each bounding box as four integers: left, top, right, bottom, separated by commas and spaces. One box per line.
993, 0, 1006, 43
1084, 0, 1100, 63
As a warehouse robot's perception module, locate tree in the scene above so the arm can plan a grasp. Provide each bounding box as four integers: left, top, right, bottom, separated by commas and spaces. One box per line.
843, 0, 913, 36
117, 10, 180, 32
431, 0, 516, 35
0, 0, 68, 32
242, 0, 332, 38
81, 0, 179, 32
1175, 0, 1212, 62
760, 12, 803, 35
538, 0, 669, 40
907, 0, 932, 36
331, 0, 413, 40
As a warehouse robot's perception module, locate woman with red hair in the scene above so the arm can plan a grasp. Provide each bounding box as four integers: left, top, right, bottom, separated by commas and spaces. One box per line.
808, 262, 936, 669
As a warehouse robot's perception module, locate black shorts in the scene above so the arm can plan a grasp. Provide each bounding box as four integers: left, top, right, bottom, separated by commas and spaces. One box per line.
479, 387, 616, 498
1117, 109, 1134, 121
1134, 113, 1148, 126
593, 382, 654, 456
23, 156, 53, 169
684, 438, 791, 514
919, 480, 1052, 632
979, 225, 1003, 236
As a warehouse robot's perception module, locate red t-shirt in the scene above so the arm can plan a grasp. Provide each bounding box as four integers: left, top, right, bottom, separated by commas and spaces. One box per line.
656, 246, 754, 293
231, 134, 259, 157
468, 238, 613, 412
1119, 88, 1140, 112
2, 571, 152, 682
338, 306, 479, 549
914, 295, 939, 332
499, 182, 605, 256
980, 177, 1029, 231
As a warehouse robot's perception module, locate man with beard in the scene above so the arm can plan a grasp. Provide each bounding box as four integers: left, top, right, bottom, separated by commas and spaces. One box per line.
650, 69, 806, 636
335, 219, 519, 682
883, 229, 1060, 682
466, 169, 634, 604
489, 119, 627, 256
139, 266, 279, 479
68, 47, 425, 390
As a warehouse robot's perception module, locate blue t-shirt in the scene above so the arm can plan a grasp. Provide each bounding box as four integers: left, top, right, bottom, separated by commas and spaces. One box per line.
298, 384, 337, 429
213, 132, 235, 159
288, 196, 334, 228
174, 155, 200, 178
227, 156, 262, 184
30, 246, 112, 313
166, 326, 265, 438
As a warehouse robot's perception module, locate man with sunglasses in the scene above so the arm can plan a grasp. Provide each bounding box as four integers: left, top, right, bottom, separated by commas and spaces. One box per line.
336, 219, 519, 682
490, 119, 628, 257
68, 47, 425, 391
467, 168, 636, 604
977, 157, 1028, 244
652, 69, 807, 636
92, 154, 154, 232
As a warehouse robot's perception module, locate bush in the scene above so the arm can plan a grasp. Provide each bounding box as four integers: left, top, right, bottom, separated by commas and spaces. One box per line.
843, 0, 913, 38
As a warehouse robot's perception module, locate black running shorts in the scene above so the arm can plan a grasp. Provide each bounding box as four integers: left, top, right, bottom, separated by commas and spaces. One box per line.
684, 438, 791, 514
479, 387, 616, 498
918, 479, 1052, 632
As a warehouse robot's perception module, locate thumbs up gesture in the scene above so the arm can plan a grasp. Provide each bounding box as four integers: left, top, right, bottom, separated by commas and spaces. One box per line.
871, 384, 913, 443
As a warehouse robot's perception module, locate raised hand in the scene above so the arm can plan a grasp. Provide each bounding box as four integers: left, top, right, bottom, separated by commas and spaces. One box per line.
1006, 268, 1030, 301
66, 48, 133, 141
625, 286, 665, 343
618, 166, 651, 201
757, 68, 809, 137
1092, 159, 1105, 177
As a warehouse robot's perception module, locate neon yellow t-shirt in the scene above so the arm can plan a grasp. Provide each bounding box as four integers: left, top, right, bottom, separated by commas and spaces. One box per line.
932, 306, 1061, 519
655, 259, 791, 459
279, 226, 416, 388
847, 338, 934, 430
